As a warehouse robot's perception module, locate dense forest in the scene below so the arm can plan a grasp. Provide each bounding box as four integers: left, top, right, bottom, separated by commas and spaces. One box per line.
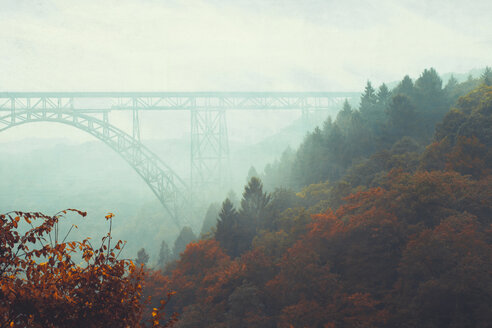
147, 68, 492, 327
2, 68, 492, 327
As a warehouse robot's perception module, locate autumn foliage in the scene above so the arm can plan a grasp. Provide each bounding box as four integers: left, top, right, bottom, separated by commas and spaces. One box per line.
0, 210, 176, 328
142, 83, 492, 327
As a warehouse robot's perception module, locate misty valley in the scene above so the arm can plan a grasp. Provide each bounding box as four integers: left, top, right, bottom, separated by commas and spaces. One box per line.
2, 1, 492, 327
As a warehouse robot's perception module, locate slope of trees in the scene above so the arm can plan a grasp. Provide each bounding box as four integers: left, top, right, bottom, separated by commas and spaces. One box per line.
147, 73, 492, 327
5, 69, 490, 327
263, 68, 486, 191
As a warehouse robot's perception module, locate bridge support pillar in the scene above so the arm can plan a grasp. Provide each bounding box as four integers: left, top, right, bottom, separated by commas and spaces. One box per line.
103, 111, 109, 137
190, 108, 230, 198
10, 98, 15, 124
132, 98, 141, 142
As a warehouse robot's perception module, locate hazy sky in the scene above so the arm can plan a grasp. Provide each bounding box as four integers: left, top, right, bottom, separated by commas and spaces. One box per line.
1, 0, 491, 92
0, 0, 491, 144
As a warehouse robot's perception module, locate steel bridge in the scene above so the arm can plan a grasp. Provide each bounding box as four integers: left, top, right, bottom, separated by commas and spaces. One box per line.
0, 92, 360, 226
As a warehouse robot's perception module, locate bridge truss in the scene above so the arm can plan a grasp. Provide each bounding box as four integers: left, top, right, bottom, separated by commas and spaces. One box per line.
0, 92, 359, 226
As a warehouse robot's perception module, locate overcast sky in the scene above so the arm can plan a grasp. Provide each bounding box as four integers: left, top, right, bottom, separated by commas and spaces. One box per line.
1, 0, 491, 92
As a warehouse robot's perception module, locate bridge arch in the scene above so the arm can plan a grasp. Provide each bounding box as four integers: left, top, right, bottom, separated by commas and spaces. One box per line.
0, 109, 190, 227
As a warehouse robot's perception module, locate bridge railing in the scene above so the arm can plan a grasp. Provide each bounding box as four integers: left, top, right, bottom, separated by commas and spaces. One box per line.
0, 92, 360, 112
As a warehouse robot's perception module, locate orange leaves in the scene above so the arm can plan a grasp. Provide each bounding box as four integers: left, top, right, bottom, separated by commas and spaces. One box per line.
309, 210, 345, 240
445, 136, 491, 178
66, 208, 87, 217
82, 249, 94, 262
0, 209, 173, 328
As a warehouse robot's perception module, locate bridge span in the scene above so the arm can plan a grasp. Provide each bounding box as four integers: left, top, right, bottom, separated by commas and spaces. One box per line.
0, 91, 360, 227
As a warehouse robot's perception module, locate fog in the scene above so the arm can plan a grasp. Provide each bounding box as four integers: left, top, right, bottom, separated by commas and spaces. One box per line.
1, 0, 491, 263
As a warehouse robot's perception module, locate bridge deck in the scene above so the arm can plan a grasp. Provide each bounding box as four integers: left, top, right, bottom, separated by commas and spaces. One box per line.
0, 91, 360, 111
0, 91, 359, 97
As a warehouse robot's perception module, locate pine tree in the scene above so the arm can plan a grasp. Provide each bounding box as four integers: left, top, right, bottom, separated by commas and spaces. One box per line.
359, 81, 377, 113
386, 94, 417, 139
445, 75, 458, 91
240, 177, 271, 225
226, 190, 240, 208
394, 75, 415, 97
376, 83, 391, 109
157, 240, 171, 270
247, 166, 259, 181
415, 68, 443, 97
482, 66, 492, 86
336, 100, 353, 132
200, 202, 220, 236
215, 198, 240, 256
135, 248, 149, 266
173, 227, 196, 259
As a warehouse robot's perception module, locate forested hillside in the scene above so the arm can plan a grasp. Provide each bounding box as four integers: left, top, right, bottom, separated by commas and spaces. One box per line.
147, 69, 492, 327
263, 68, 485, 191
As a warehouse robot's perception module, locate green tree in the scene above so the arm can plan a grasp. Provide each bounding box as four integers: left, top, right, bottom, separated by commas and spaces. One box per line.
444, 75, 458, 92
199, 202, 220, 236
247, 166, 259, 181
335, 100, 353, 132
215, 198, 241, 257
414, 68, 448, 138
240, 177, 271, 224
136, 247, 149, 266
393, 75, 415, 98
172, 227, 196, 259
226, 189, 240, 208
385, 94, 418, 140
414, 68, 444, 109
157, 240, 171, 270
360, 81, 385, 136
376, 83, 391, 109
359, 81, 377, 113
415, 68, 443, 97
482, 66, 492, 86
233, 177, 272, 255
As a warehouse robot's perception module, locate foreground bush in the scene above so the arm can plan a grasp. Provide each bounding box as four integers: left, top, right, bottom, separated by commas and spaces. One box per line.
0, 210, 177, 328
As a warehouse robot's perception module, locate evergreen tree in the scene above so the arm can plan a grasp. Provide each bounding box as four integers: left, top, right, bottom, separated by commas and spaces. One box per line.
321, 116, 333, 135
247, 166, 259, 181
135, 248, 149, 266
415, 68, 443, 99
157, 240, 171, 270
234, 178, 271, 255
200, 202, 220, 236
482, 66, 492, 86
376, 83, 391, 109
386, 94, 418, 140
414, 68, 447, 136
335, 100, 353, 132
226, 190, 240, 208
359, 81, 377, 113
215, 198, 240, 257
240, 177, 271, 225
173, 227, 196, 259
444, 75, 460, 104
360, 81, 385, 137
445, 75, 458, 91
394, 75, 415, 97
216, 178, 271, 257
